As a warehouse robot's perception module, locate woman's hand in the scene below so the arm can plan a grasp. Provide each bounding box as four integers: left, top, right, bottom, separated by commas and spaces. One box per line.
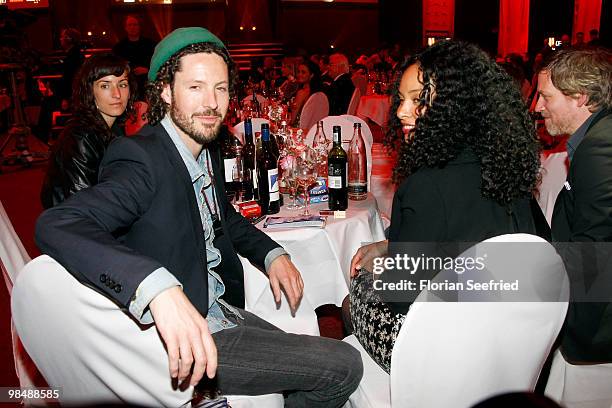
350, 240, 389, 278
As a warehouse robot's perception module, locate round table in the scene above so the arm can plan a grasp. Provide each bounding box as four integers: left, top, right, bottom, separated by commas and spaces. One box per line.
241, 193, 386, 335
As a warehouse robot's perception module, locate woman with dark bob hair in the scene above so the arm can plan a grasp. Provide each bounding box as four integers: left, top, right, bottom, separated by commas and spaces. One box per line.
344, 40, 542, 372
41, 53, 136, 208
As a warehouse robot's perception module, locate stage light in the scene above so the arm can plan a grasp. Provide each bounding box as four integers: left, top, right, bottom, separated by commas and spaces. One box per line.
252, 26, 256, 31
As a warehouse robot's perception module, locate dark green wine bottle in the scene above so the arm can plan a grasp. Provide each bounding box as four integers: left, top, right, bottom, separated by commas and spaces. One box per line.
327, 125, 348, 211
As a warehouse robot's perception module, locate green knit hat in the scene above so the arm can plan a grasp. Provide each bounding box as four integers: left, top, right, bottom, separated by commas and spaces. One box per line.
148, 27, 226, 81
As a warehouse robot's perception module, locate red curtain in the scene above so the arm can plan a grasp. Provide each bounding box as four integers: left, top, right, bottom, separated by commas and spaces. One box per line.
422, 0, 455, 45
573, 0, 602, 43
498, 0, 530, 58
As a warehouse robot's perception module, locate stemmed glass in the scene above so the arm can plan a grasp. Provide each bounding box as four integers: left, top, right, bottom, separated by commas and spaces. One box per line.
294, 147, 318, 216
279, 154, 302, 210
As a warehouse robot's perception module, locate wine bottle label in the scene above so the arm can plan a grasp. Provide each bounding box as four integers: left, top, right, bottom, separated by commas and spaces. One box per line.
223, 158, 237, 182
328, 176, 343, 189
268, 169, 280, 201
348, 182, 367, 194
328, 162, 347, 189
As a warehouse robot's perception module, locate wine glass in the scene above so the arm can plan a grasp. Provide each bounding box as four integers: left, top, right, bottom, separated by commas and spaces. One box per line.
294, 147, 318, 216
279, 154, 303, 210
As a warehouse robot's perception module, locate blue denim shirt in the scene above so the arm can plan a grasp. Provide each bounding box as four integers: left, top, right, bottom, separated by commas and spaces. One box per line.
161, 116, 242, 333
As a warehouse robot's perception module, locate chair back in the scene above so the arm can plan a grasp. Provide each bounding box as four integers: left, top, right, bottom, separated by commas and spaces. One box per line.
0, 201, 48, 399
305, 115, 373, 190
389, 233, 569, 408
12, 255, 284, 407
299, 92, 329, 131
231, 118, 270, 144
0, 201, 30, 290
346, 87, 361, 116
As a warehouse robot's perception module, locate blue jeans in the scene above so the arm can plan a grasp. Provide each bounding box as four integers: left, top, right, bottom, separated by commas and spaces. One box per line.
210, 308, 363, 407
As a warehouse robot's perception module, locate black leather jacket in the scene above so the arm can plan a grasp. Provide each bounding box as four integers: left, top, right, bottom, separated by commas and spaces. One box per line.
40, 118, 124, 209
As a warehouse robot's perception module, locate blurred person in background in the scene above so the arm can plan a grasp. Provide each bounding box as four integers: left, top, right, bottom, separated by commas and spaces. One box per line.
58, 27, 84, 111
290, 59, 322, 126
113, 15, 156, 101
326, 53, 355, 115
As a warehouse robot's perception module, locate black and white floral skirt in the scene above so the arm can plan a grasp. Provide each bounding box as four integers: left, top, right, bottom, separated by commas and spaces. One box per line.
349, 270, 408, 373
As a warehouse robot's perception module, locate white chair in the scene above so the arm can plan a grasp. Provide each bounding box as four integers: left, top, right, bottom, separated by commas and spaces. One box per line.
344, 233, 569, 408
346, 88, 361, 116
0, 201, 47, 405
231, 118, 270, 144
545, 348, 612, 408
12, 255, 283, 407
298, 91, 329, 131
305, 115, 373, 192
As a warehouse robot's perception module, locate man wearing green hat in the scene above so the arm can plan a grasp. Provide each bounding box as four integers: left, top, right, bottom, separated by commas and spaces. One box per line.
33, 27, 362, 406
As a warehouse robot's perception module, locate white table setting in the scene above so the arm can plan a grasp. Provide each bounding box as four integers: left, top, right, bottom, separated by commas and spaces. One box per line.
241, 193, 386, 335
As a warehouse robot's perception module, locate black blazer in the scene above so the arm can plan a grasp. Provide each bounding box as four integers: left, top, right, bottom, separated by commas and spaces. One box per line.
35, 123, 281, 316
552, 109, 612, 363
386, 149, 537, 314
326, 73, 355, 116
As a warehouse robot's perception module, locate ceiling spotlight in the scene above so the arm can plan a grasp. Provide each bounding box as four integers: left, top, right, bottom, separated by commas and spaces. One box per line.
252, 26, 257, 31
240, 26, 244, 31
87, 31, 92, 36
330, 44, 335, 49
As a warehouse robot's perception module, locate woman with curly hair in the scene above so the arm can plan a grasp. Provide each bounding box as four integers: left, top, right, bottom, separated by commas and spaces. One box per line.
344, 40, 542, 372
41, 53, 136, 208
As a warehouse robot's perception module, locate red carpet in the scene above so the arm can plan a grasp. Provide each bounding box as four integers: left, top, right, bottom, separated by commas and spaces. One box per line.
0, 139, 344, 390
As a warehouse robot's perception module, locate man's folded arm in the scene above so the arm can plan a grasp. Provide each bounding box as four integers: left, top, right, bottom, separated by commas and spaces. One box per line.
35, 137, 165, 311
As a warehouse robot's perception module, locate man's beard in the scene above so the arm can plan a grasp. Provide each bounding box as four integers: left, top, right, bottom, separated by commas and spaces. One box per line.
544, 116, 573, 137
169, 103, 223, 145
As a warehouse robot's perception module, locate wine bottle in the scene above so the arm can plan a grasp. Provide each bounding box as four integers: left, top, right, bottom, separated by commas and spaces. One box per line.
221, 131, 242, 198
327, 125, 348, 211
312, 120, 329, 177
257, 123, 281, 214
348, 122, 367, 200
241, 118, 256, 201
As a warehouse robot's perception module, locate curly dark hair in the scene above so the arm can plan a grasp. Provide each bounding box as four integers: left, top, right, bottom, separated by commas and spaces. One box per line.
71, 53, 137, 139
388, 40, 540, 206
146, 42, 237, 125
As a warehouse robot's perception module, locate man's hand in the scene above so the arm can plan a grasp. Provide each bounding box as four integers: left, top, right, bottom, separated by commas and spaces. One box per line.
350, 240, 389, 278
149, 287, 217, 387
267, 255, 304, 314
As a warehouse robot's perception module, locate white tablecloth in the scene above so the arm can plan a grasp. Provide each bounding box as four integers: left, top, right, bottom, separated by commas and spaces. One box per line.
242, 194, 386, 335
356, 95, 391, 127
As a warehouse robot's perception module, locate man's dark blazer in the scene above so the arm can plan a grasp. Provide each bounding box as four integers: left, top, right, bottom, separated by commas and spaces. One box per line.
552, 109, 612, 363
35, 123, 280, 316
325, 73, 355, 116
